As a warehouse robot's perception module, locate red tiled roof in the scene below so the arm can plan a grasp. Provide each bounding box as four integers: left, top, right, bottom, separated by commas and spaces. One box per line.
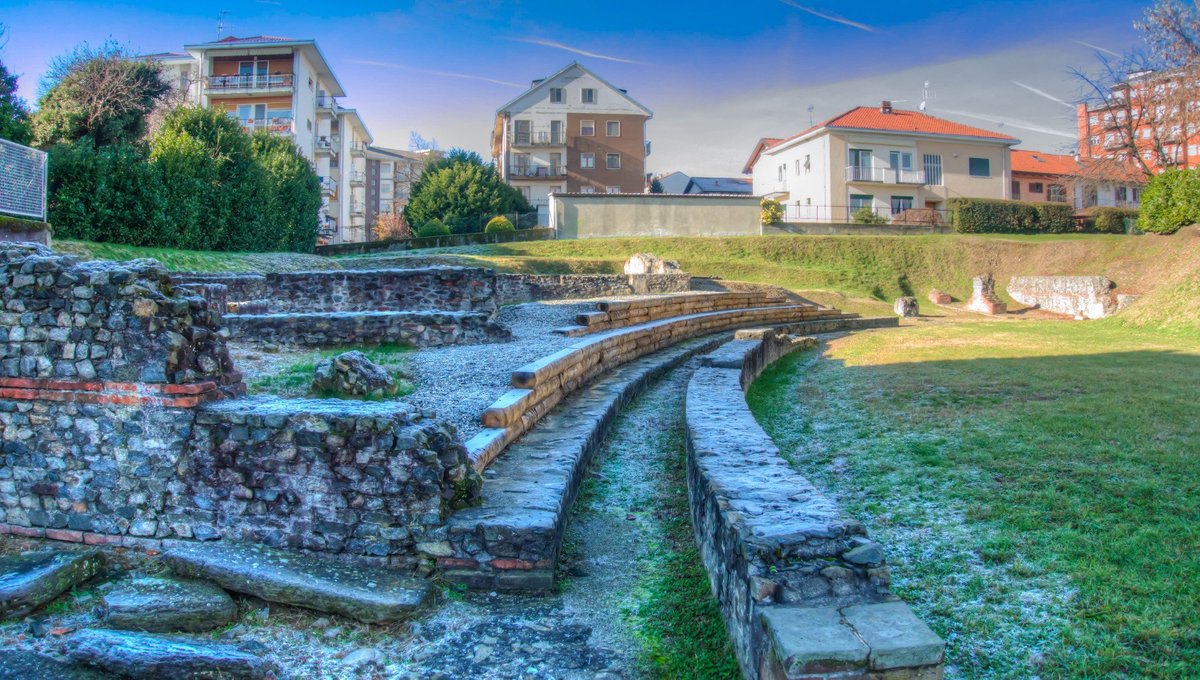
745, 105, 1018, 171
213, 35, 298, 44
1011, 149, 1078, 176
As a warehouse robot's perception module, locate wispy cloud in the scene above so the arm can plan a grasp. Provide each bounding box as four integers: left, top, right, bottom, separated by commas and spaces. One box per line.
777, 0, 877, 33
1012, 81, 1074, 108
506, 38, 641, 64
255, 0, 282, 5
939, 108, 1076, 139
1073, 39, 1121, 58
348, 59, 523, 88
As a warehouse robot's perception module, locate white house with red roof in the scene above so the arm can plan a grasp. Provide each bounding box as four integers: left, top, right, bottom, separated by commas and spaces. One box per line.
744, 101, 1020, 223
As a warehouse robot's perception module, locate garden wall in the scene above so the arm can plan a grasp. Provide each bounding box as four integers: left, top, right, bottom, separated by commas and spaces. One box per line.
686, 332, 943, 679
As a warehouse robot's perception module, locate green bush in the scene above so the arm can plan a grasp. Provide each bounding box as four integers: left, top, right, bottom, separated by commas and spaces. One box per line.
760, 197, 783, 225
852, 206, 887, 225
950, 197, 1074, 233
404, 149, 531, 229
485, 215, 515, 233
1138, 168, 1199, 234
416, 219, 451, 238
1092, 207, 1139, 234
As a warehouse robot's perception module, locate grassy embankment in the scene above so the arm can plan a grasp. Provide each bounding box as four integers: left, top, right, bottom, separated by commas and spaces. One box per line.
747, 322, 1200, 678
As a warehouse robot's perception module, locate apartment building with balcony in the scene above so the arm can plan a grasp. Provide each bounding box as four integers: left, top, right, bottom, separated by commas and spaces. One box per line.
1076, 68, 1200, 174
149, 36, 394, 244
744, 102, 1018, 222
491, 62, 652, 219
364, 147, 429, 232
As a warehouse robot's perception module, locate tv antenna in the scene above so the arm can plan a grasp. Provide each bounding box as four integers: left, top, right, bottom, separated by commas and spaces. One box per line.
920, 80, 932, 112
216, 10, 230, 39
807, 105, 814, 126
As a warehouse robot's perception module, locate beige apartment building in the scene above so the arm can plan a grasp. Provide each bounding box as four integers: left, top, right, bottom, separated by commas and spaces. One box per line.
150, 36, 380, 244
364, 146, 429, 233
491, 62, 653, 222
745, 102, 1019, 222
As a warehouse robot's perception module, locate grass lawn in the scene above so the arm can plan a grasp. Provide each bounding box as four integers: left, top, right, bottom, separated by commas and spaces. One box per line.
746, 320, 1200, 678
55, 240, 335, 273
246, 343, 415, 399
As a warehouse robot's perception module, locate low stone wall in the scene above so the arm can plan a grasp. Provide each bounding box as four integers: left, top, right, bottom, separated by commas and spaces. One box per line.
467, 304, 861, 470
685, 333, 943, 679
1007, 275, 1117, 319
556, 291, 797, 337
494, 273, 691, 304
223, 311, 511, 348
174, 267, 499, 317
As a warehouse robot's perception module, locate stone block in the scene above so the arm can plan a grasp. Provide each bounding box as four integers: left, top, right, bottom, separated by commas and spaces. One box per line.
842, 601, 945, 671
762, 605, 869, 675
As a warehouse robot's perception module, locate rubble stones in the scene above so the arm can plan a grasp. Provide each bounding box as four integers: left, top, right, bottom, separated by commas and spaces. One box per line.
928, 289, 953, 305
893, 297, 919, 317
311, 351, 399, 398
0, 550, 104, 618
966, 274, 1007, 315
163, 542, 434, 623
622, 253, 682, 275
102, 576, 236, 633
67, 628, 274, 679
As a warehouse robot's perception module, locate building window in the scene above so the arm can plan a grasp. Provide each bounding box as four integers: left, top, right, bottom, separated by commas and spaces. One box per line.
890, 196, 914, 215
1029, 182, 1044, 193
581, 186, 596, 194
580, 153, 595, 169
795, 159, 801, 175
550, 87, 563, 103
606, 153, 621, 169
581, 88, 596, 103
606, 121, 621, 137
923, 154, 942, 186
606, 186, 621, 193
1116, 186, 1129, 202
968, 157, 991, 177
1012, 180, 1021, 200
778, 164, 786, 182
1048, 184, 1066, 202
581, 120, 595, 136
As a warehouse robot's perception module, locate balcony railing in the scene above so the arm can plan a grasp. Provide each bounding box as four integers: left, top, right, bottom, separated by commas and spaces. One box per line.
350, 141, 367, 154
205, 74, 294, 91
316, 136, 338, 153
316, 96, 339, 113
845, 165, 925, 184
510, 165, 566, 179
511, 127, 566, 146
238, 117, 293, 135
348, 171, 366, 185
318, 176, 336, 195
350, 201, 365, 215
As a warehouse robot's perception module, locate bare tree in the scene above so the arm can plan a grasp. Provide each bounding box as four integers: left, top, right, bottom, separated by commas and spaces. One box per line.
372, 212, 412, 241
1073, 0, 1200, 177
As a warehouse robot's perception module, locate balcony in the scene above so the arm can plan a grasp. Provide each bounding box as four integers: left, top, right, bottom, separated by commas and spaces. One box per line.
318, 176, 336, 195
205, 73, 294, 93
511, 127, 566, 147
316, 136, 338, 154
510, 165, 566, 180
348, 171, 366, 185
238, 117, 293, 136
316, 96, 339, 114
845, 165, 925, 185
350, 201, 365, 216
350, 141, 367, 155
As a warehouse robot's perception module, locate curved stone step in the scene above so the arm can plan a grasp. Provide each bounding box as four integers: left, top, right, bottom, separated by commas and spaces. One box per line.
162, 542, 433, 624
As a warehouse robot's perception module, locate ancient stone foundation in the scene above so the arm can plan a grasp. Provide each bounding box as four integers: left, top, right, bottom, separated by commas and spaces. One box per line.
685, 332, 944, 679
1007, 275, 1118, 319
223, 310, 510, 348
966, 274, 1006, 315
494, 272, 692, 304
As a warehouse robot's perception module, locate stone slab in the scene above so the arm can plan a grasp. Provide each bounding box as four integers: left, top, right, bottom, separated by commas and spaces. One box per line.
842, 601, 945, 670
0, 650, 117, 679
162, 542, 433, 623
102, 576, 237, 633
762, 605, 869, 675
0, 550, 104, 619
67, 628, 273, 679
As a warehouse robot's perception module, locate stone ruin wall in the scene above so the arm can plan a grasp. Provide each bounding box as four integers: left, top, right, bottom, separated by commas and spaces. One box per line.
0, 244, 480, 567
494, 272, 692, 304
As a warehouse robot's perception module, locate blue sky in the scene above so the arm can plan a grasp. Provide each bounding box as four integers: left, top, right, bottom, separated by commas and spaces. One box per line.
0, 0, 1147, 174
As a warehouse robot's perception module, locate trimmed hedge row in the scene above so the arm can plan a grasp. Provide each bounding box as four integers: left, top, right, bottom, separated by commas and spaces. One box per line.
1088, 207, 1139, 234
949, 197, 1075, 233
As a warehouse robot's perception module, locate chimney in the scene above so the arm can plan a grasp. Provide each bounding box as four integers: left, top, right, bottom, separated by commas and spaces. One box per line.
881, 100, 893, 114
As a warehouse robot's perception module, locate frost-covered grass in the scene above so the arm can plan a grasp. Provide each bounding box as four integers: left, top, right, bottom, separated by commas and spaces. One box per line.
746, 322, 1200, 679
246, 343, 415, 399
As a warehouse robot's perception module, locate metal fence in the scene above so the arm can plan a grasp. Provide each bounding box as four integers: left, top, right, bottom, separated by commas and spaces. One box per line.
0, 138, 48, 221
782, 203, 950, 226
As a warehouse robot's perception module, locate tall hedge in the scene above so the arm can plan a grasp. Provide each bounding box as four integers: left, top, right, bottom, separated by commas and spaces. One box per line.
1138, 168, 1200, 234
949, 197, 1074, 233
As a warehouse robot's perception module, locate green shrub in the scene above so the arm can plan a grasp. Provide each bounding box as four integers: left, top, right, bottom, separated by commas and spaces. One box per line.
1138, 168, 1199, 234
950, 197, 1074, 233
416, 219, 451, 238
852, 206, 887, 225
1092, 207, 1139, 234
485, 215, 515, 233
760, 197, 783, 225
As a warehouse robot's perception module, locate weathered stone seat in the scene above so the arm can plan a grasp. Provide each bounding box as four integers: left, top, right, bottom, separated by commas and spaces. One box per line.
0, 549, 105, 618
684, 331, 943, 679
68, 628, 274, 679
552, 291, 810, 337
223, 310, 510, 348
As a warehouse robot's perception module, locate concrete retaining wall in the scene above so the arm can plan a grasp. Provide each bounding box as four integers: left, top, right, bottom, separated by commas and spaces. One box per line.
685, 331, 943, 679
550, 193, 761, 239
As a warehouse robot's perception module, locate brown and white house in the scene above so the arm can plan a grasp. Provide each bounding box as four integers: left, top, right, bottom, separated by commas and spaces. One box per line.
491, 62, 653, 221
